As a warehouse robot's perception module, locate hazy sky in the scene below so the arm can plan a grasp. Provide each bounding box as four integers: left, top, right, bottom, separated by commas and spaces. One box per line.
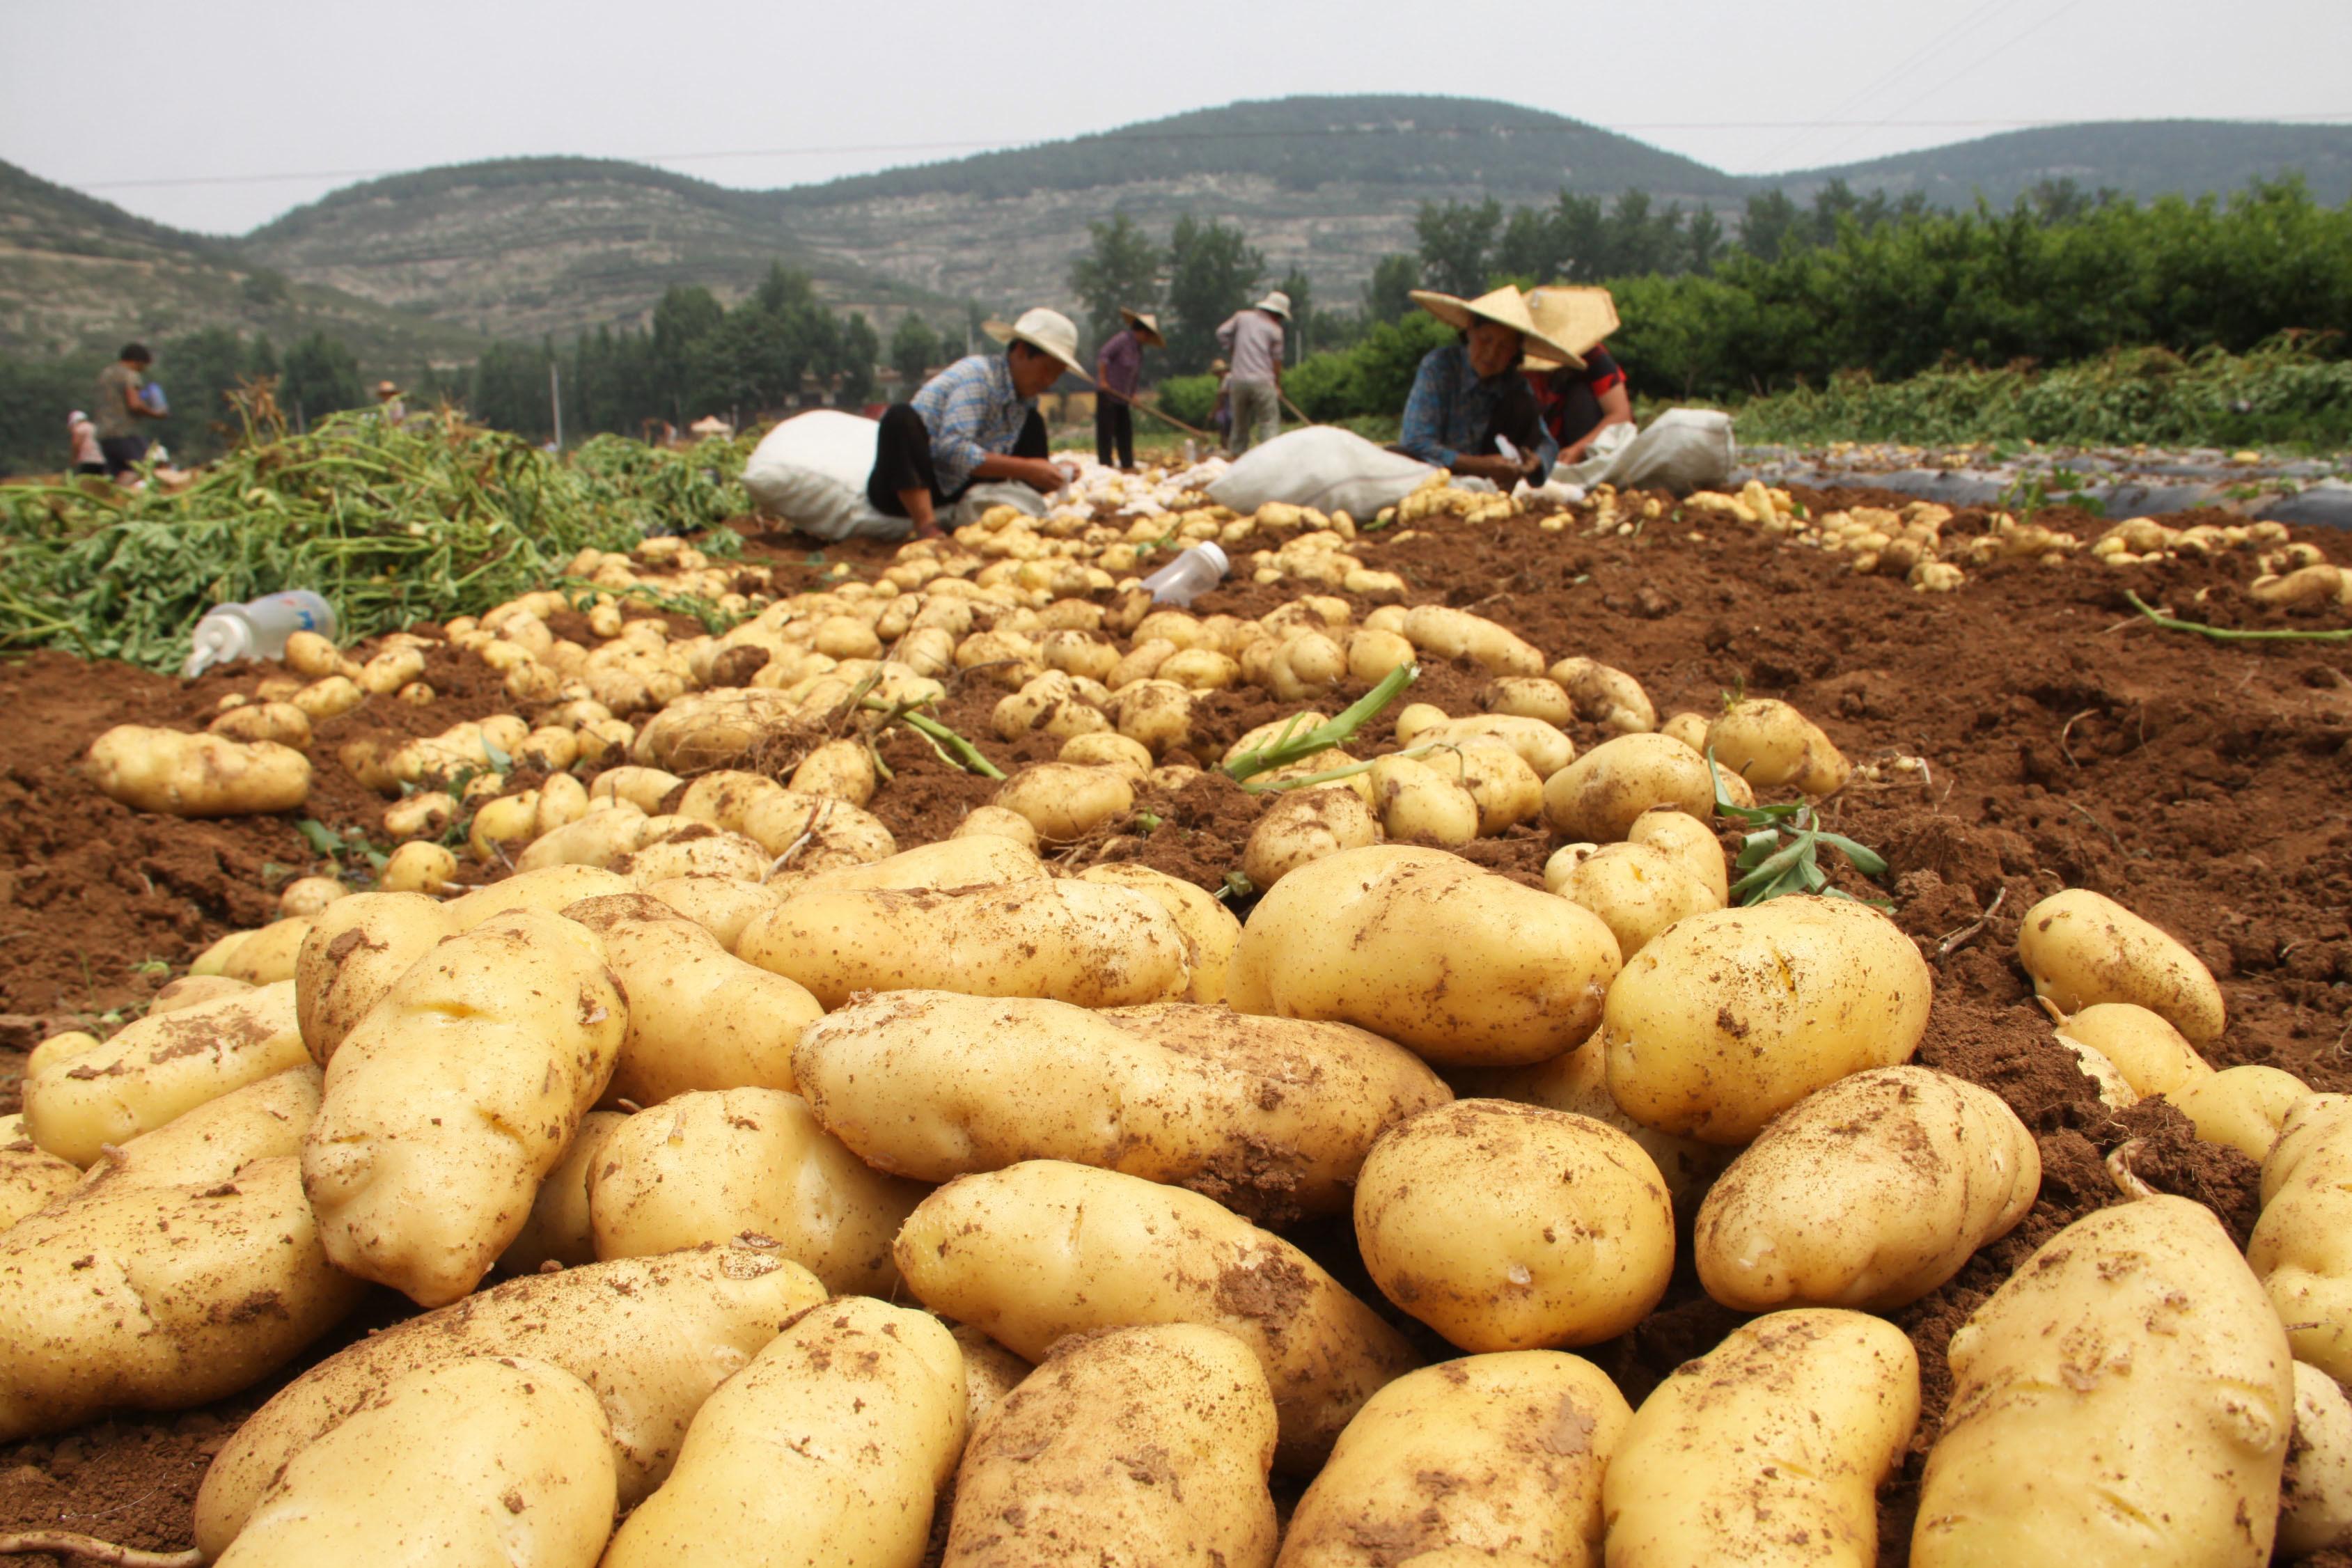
4, 0, 2346, 236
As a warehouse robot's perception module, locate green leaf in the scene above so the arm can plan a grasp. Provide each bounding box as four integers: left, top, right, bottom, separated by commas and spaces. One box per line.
295, 819, 343, 857
480, 735, 513, 774
1819, 832, 1890, 876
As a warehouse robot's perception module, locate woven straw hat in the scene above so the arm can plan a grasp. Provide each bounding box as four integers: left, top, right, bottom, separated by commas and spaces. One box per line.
1520, 285, 1621, 370
1118, 308, 1166, 346
1409, 285, 1578, 369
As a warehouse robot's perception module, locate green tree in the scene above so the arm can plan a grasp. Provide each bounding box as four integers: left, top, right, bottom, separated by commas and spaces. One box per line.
280, 331, 365, 429
1740, 190, 1805, 262
1276, 267, 1315, 360
890, 313, 942, 393
1361, 253, 1420, 324
1163, 215, 1263, 374
651, 285, 726, 418
1414, 198, 1503, 295
1686, 207, 1725, 277
838, 313, 879, 406
1067, 214, 1163, 345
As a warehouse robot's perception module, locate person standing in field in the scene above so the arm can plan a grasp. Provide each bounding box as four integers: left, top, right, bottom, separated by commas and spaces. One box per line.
93, 343, 166, 478
373, 379, 407, 424
1093, 308, 1161, 471
1215, 291, 1289, 453
866, 306, 1089, 542
67, 410, 106, 476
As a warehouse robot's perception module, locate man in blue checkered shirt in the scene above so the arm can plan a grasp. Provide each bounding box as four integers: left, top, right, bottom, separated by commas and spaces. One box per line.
868, 307, 1088, 540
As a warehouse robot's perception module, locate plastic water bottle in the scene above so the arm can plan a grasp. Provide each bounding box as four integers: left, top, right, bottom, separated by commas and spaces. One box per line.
183, 590, 336, 678
1182, 438, 1198, 466
1139, 541, 1230, 608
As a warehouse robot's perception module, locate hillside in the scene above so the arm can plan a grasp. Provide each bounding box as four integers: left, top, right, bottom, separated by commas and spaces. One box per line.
0, 160, 491, 366
1782, 120, 2352, 208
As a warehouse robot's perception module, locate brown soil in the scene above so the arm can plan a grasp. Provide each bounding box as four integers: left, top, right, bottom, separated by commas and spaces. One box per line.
3, 486, 2350, 1565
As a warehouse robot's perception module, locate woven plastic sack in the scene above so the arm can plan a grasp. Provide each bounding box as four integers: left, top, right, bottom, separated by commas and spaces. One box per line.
741, 411, 906, 541
1205, 427, 1440, 519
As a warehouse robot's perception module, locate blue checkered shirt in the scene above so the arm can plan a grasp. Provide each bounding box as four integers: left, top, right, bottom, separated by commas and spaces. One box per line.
1399, 342, 1512, 467
911, 353, 1033, 495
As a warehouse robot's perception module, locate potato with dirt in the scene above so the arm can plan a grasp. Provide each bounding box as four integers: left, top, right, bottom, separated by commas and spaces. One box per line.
943, 1324, 1278, 1568
1400, 604, 1546, 675
1242, 784, 1383, 889
1545, 839, 1719, 958
497, 1109, 629, 1276
1602, 895, 1934, 1145
1914, 1195, 2294, 1567
1455, 1038, 1726, 1210
212, 1356, 616, 1568
1231, 845, 1620, 1069
294, 891, 460, 1065
2171, 1064, 2310, 1162
739, 877, 1191, 1009
192, 1241, 827, 1558
1277, 1350, 1631, 1568
991, 760, 1133, 842
303, 907, 627, 1306
1541, 732, 1714, 842
894, 1159, 1417, 1471
22, 980, 309, 1166
1074, 863, 1243, 1005
1694, 1066, 2039, 1311
2053, 999, 2215, 1097
794, 991, 1448, 1225
1704, 697, 1852, 795
0, 1114, 77, 1230
1354, 1100, 1674, 1351
0, 1069, 363, 1442
2017, 887, 2227, 1046
2282, 1361, 2352, 1558
85, 724, 311, 816
605, 1298, 965, 1568
1603, 1308, 1918, 1568
1549, 655, 1656, 735
2252, 1095, 2352, 1384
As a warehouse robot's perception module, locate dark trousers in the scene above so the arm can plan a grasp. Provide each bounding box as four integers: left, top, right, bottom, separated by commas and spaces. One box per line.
1095, 397, 1134, 469
98, 434, 148, 478
868, 405, 1049, 517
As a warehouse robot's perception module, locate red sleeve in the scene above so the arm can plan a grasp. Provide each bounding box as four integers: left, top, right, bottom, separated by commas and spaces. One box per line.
1583, 346, 1625, 396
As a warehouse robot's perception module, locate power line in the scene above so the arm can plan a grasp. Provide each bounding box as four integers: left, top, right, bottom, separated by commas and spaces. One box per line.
1747, 0, 2032, 171
61, 111, 2352, 194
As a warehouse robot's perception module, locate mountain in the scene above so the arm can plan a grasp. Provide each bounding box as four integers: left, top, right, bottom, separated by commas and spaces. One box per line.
0, 159, 491, 365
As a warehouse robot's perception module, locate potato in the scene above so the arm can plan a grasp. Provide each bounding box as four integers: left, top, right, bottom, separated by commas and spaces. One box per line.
304, 908, 626, 1306
2255, 1095, 2352, 1384
1278, 1351, 1631, 1568
740, 877, 1189, 1010
1660, 709, 1711, 751
209, 699, 313, 748
1243, 785, 1383, 890
86, 725, 311, 817
895, 1160, 1416, 1471
2017, 887, 2227, 1046
588, 1087, 919, 1294
295, 891, 460, 1065
591, 764, 685, 813
1915, 1196, 2294, 1567
952, 1322, 1031, 1431
274, 874, 345, 919
1421, 735, 1544, 836
612, 826, 770, 884
1627, 802, 1728, 906
290, 674, 364, 721
1347, 627, 1418, 684
796, 991, 1447, 1225
1482, 673, 1575, 727
672, 771, 896, 868
1354, 1100, 1673, 1350
1705, 698, 1851, 795
192, 1242, 827, 1558
1695, 1066, 2038, 1311
604, 1299, 962, 1568
1059, 729, 1153, 778
792, 832, 1044, 895
785, 737, 877, 806
379, 840, 457, 894
382, 790, 456, 839
441, 863, 629, 927
0, 1069, 363, 1442
2053, 999, 2216, 1098
1603, 895, 1933, 1144
993, 761, 1133, 843
515, 801, 650, 870
283, 629, 340, 677
147, 974, 251, 1017
1455, 1039, 1725, 1208
0, 1113, 79, 1231
2171, 1065, 2310, 1162
1550, 656, 1656, 736
1232, 846, 1621, 1068
948, 806, 1037, 852
1542, 732, 1711, 841
499, 1110, 628, 1276
219, 915, 313, 984
993, 671, 1107, 741
1604, 1309, 1918, 1568
1073, 863, 1241, 1004
1549, 840, 1716, 958
1367, 753, 1478, 846
22, 980, 308, 1166
214, 1355, 613, 1568
1109, 677, 1198, 755
2282, 1361, 2352, 1558
23, 1029, 100, 1079
630, 873, 775, 948
943, 1324, 1276, 1567
1401, 604, 1546, 675
1398, 710, 1576, 780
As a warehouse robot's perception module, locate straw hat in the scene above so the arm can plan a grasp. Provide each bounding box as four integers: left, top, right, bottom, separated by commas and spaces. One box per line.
1119, 308, 1166, 346
984, 307, 1092, 380
1520, 285, 1621, 370
1254, 290, 1292, 320
374, 379, 403, 399
1411, 286, 1580, 370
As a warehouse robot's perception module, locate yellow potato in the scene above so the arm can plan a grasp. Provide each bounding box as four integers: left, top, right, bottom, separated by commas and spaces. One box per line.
994, 671, 1109, 741
1059, 729, 1153, 777
792, 831, 1043, 895
146, 974, 251, 1017
515, 801, 650, 870
1695, 1066, 2039, 1310
440, 863, 629, 927
1548, 656, 1656, 735
1369, 753, 1479, 846
1604, 1309, 1918, 1568
353, 643, 428, 698
283, 629, 341, 677
22, 980, 308, 1166
632, 872, 778, 948
23, 1029, 100, 1079
1660, 709, 1711, 752
1627, 803, 1729, 906
2282, 1361, 2352, 1558
1542, 732, 1711, 841
498, 1109, 628, 1276
993, 761, 1133, 842
1603, 895, 1933, 1144
1278, 1351, 1631, 1568
739, 877, 1190, 1010
1231, 845, 1621, 1068
217, 916, 313, 985
1454, 1038, 1727, 1210
295, 891, 460, 1065
588, 1086, 920, 1295
1401, 604, 1546, 675
1354, 1100, 1673, 1350
275, 874, 345, 919
671, 770, 896, 868
2254, 1095, 2352, 1384
0, 1113, 80, 1232
952, 1322, 1031, 1432
1483, 673, 1576, 727
1397, 711, 1576, 780
895, 1160, 1417, 1471
193, 1242, 826, 1558
942, 1324, 1277, 1568
303, 908, 626, 1306
1421, 735, 1544, 836
1548, 840, 1716, 958
1705, 698, 1851, 795
290, 674, 364, 721
213, 1356, 615, 1568
0, 1069, 363, 1442
2017, 887, 2227, 1046
1243, 784, 1383, 890
1108, 677, 1198, 755
787, 736, 877, 804
606, 1298, 964, 1568
86, 725, 311, 816
796, 991, 1448, 1225
1074, 863, 1242, 1004
2053, 1000, 2215, 1097
591, 764, 686, 813
1347, 627, 1418, 684
379, 839, 457, 893
2170, 1065, 2310, 1162
382, 790, 456, 839
611, 825, 770, 884
209, 700, 313, 749
1915, 1196, 2294, 1567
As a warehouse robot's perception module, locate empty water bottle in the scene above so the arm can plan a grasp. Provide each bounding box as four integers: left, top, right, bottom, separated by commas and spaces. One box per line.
1138, 541, 1230, 609
184, 590, 336, 678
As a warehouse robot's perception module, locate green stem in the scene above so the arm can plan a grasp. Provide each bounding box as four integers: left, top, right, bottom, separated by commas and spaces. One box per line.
861, 700, 1006, 780
2124, 590, 2352, 643
1239, 741, 1441, 794
1223, 663, 1421, 783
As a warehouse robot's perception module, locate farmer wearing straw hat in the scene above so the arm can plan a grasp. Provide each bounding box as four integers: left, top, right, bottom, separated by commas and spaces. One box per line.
1215, 290, 1289, 453
1395, 286, 1580, 484
1094, 308, 1163, 471
373, 380, 407, 424
1521, 285, 1632, 467
867, 306, 1089, 540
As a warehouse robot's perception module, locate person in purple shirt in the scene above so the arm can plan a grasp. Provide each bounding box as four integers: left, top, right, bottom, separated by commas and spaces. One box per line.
1092, 308, 1163, 471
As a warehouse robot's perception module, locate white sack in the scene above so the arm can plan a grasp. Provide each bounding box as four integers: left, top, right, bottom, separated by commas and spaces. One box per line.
740, 411, 907, 542
1537, 409, 1737, 502
1205, 427, 1439, 518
